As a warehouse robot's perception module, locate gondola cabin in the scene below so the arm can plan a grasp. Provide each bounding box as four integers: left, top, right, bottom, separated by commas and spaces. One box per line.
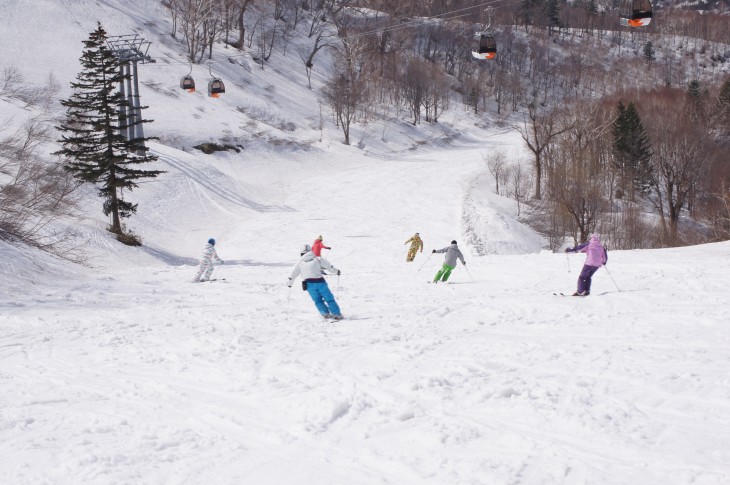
180, 75, 195, 93
619, 0, 653, 27
208, 78, 225, 98
471, 33, 496, 60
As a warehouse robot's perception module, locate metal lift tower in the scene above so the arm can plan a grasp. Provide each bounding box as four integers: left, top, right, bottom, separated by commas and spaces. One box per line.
106, 34, 155, 153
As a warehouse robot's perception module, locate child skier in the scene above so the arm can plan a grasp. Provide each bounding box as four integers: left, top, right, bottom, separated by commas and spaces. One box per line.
192, 238, 224, 282
404, 232, 424, 262
432, 240, 466, 283
312, 235, 331, 257
288, 244, 343, 320
565, 233, 608, 296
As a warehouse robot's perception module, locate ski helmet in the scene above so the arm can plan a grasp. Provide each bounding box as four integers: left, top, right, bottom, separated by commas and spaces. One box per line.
301, 244, 312, 255
451, 240, 457, 245
208, 238, 216, 246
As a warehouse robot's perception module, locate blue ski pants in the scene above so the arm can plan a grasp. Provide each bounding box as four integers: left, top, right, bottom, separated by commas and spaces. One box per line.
306, 281, 341, 316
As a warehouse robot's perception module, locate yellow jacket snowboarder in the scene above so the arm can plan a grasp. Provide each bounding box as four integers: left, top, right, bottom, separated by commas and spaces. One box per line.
404, 233, 424, 262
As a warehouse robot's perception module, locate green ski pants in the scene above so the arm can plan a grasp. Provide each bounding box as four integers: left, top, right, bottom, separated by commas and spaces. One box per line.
434, 263, 455, 282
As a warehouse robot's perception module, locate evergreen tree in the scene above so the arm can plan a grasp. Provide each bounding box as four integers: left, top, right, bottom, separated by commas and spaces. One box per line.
643, 41, 655, 64
686, 79, 705, 122
612, 101, 653, 198
56, 23, 162, 243
545, 0, 561, 35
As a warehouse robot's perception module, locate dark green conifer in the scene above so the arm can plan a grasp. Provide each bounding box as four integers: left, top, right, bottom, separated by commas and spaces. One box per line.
56, 22, 162, 242
612, 101, 653, 198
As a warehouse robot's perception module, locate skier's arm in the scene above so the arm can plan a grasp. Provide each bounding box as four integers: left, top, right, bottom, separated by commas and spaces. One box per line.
319, 258, 339, 275
566, 242, 589, 253
434, 247, 448, 254
287, 264, 301, 286
458, 250, 466, 265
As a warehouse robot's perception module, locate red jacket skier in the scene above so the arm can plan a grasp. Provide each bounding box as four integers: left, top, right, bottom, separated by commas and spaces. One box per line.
312, 235, 331, 257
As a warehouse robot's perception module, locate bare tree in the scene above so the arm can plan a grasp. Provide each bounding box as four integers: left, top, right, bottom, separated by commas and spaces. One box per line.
509, 163, 532, 217
647, 114, 709, 244
321, 48, 368, 144
513, 102, 574, 199
484, 150, 507, 194
0, 118, 79, 257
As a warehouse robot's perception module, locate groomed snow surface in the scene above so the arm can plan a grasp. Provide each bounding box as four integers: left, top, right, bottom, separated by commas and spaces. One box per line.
2, 143, 730, 485
1, 0, 730, 483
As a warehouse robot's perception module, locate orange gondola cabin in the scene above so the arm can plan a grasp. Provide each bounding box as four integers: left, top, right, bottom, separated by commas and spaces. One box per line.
471, 33, 496, 60
208, 78, 225, 98
619, 0, 653, 27
180, 75, 195, 93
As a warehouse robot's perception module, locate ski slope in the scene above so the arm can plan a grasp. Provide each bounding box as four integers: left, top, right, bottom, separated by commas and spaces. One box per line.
2, 0, 730, 484
2, 140, 730, 484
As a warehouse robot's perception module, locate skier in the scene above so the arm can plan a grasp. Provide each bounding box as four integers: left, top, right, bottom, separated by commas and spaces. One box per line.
192, 238, 224, 282
565, 233, 608, 296
432, 240, 466, 283
288, 244, 343, 320
312, 235, 331, 257
404, 232, 424, 262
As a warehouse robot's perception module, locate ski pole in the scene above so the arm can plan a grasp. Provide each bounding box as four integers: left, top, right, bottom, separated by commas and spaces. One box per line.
463, 263, 475, 283
566, 253, 571, 273
418, 252, 433, 271
285, 285, 292, 320
603, 265, 621, 292
336, 273, 340, 298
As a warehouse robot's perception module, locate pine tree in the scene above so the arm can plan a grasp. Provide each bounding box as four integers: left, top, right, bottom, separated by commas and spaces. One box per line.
545, 0, 561, 35
612, 101, 653, 198
686, 79, 705, 122
643, 41, 655, 64
56, 23, 162, 243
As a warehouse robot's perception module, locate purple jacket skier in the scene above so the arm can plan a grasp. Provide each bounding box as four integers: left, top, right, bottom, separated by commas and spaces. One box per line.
565, 233, 607, 296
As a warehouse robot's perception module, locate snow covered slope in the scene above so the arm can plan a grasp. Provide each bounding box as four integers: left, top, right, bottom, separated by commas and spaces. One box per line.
1, 1, 730, 484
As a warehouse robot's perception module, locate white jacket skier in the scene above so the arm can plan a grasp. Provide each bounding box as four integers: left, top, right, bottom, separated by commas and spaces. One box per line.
193, 238, 223, 282
287, 244, 343, 320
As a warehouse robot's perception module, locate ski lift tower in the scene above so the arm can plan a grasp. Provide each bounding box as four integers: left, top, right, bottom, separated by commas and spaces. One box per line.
107, 34, 155, 153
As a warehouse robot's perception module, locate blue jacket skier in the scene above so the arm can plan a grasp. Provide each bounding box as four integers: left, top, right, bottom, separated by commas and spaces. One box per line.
288, 244, 343, 320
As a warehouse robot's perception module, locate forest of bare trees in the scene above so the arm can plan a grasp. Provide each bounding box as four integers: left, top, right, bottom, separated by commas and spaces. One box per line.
159, 0, 729, 249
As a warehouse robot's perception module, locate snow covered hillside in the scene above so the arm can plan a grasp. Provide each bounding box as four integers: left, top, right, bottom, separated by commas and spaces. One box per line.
2, 1, 730, 484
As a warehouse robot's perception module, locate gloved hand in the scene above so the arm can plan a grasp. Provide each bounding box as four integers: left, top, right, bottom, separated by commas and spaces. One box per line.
432, 249, 436, 253
337, 270, 341, 275
564, 248, 572, 253
220, 260, 224, 264
463, 261, 467, 265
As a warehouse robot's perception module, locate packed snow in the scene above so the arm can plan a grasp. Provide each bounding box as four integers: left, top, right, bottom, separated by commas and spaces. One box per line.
1, 1, 730, 484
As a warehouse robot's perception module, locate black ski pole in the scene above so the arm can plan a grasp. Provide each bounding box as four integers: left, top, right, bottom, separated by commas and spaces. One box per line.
418, 252, 433, 271
463, 262, 475, 283
603, 265, 621, 292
